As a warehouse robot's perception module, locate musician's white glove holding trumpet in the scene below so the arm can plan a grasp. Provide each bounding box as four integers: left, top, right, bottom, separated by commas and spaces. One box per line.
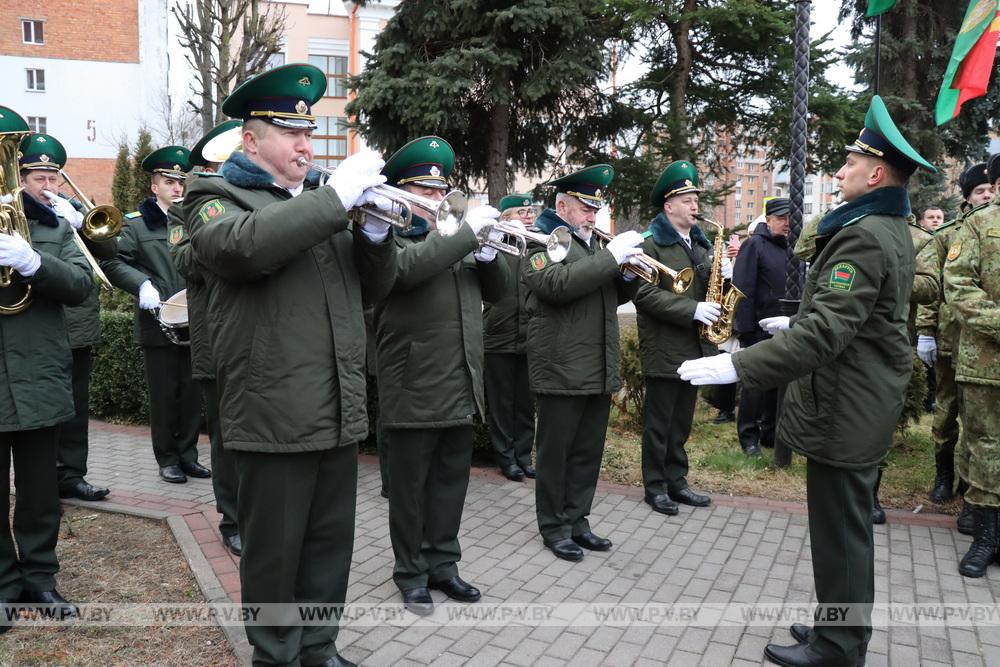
324, 149, 393, 242
605, 230, 645, 281
43, 190, 84, 230
465, 205, 502, 262
0, 232, 40, 278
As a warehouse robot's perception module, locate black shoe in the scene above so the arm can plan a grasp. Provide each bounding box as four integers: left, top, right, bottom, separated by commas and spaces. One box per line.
180, 461, 212, 478
644, 492, 679, 516
669, 487, 711, 507
17, 590, 79, 619
521, 464, 536, 479
304, 655, 356, 667
789, 623, 811, 643
872, 469, 886, 525
501, 464, 525, 482
159, 465, 187, 484
929, 451, 955, 503
223, 533, 242, 556
958, 501, 975, 535
764, 641, 855, 667
400, 587, 434, 616
429, 576, 481, 602
712, 410, 736, 424
741, 441, 762, 457
545, 538, 584, 562
572, 531, 612, 551
59, 481, 110, 501
959, 506, 998, 578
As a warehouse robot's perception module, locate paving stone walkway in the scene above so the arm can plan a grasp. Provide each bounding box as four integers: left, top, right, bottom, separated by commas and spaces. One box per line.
68, 421, 999, 666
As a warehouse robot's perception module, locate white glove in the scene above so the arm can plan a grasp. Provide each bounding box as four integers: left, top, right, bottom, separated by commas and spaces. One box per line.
325, 149, 386, 210
474, 227, 504, 262
0, 233, 41, 277
721, 256, 733, 280
465, 205, 501, 235
355, 191, 393, 242
693, 301, 722, 325
917, 335, 937, 365
0, 194, 11, 205
605, 230, 645, 264
138, 280, 160, 312
621, 254, 647, 281
44, 191, 85, 230
678, 353, 739, 385
759, 316, 790, 335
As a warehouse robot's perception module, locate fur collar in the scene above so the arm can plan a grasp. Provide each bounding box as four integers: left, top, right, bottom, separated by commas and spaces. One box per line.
534, 208, 570, 235
648, 212, 711, 249
817, 186, 910, 237
20, 192, 58, 228
397, 213, 430, 238
220, 151, 278, 189
138, 197, 168, 230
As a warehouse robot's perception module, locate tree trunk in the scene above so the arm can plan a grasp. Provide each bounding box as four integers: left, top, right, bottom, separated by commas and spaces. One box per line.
486, 94, 511, 205
667, 0, 697, 161
197, 0, 215, 133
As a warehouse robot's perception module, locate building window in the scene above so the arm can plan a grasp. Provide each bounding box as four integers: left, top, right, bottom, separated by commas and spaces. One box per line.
747, 214, 754, 222
22, 19, 44, 44
27, 116, 46, 133
309, 55, 349, 97
311, 116, 348, 168
735, 200, 741, 209
266, 52, 285, 70
805, 203, 813, 215
25, 68, 45, 92
804, 183, 813, 195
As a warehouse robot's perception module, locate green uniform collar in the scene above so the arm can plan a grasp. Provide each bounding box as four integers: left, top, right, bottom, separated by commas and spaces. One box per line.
817, 186, 910, 237
534, 208, 569, 235
648, 211, 711, 250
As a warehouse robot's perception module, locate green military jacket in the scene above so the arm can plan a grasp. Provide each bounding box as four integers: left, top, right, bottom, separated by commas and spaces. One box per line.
186, 152, 396, 452
482, 250, 529, 355
168, 183, 213, 380
522, 208, 639, 395
907, 220, 939, 339
100, 197, 187, 347
944, 203, 1000, 387
2, 194, 93, 431
733, 186, 914, 469
375, 216, 509, 428
57, 198, 117, 349
634, 212, 717, 378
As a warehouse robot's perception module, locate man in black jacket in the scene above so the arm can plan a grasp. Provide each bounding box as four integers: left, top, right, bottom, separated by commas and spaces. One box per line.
731, 197, 802, 456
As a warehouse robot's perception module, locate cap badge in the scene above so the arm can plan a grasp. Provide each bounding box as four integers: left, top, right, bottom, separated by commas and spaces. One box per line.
37, 137, 46, 143
40, 154, 50, 162
429, 140, 440, 149
295, 100, 308, 114
173, 164, 181, 171
602, 169, 609, 175
522, 199, 530, 205
594, 189, 602, 198
430, 165, 441, 177
298, 77, 311, 87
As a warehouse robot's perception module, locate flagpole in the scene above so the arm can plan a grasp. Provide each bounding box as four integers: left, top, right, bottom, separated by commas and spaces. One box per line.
874, 14, 882, 94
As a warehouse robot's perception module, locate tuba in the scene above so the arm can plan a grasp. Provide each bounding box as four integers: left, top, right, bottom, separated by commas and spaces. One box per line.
0, 127, 33, 315
695, 215, 744, 344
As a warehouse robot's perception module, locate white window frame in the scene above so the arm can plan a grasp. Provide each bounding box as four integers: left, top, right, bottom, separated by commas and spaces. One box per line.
25, 68, 45, 92
27, 116, 46, 133
21, 19, 44, 45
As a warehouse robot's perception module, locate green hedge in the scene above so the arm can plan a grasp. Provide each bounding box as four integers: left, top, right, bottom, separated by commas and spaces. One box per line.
91, 310, 149, 423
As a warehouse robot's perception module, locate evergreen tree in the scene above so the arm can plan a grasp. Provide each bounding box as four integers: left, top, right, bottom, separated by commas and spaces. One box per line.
130, 129, 154, 209
111, 141, 133, 214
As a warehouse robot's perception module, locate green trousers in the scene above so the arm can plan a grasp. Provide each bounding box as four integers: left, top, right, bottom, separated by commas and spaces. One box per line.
386, 426, 473, 590
806, 458, 876, 663
56, 346, 92, 491
641, 377, 698, 496
484, 352, 535, 469
234, 445, 357, 667
957, 383, 1000, 507
0, 426, 62, 598
534, 394, 610, 544
932, 353, 960, 457
200, 380, 238, 538
142, 346, 202, 468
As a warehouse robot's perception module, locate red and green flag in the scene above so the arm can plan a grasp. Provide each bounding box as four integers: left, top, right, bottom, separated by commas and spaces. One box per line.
866, 0, 896, 17
935, 0, 1000, 125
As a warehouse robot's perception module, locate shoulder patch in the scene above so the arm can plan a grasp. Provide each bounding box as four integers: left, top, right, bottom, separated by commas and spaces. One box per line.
198, 199, 226, 223
168, 225, 185, 245
529, 252, 548, 271
829, 262, 856, 291
125, 211, 141, 219
947, 242, 962, 262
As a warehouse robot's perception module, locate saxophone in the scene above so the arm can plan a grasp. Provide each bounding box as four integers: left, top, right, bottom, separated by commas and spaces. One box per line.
695, 214, 744, 344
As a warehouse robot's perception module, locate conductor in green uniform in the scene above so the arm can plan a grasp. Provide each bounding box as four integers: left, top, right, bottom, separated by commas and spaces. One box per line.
1, 107, 93, 626
523, 165, 644, 562
374, 136, 509, 616
168, 120, 243, 555
680, 95, 934, 667
101, 146, 209, 483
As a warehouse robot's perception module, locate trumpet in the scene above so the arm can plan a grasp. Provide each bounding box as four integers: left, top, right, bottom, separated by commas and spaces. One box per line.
478, 220, 572, 263
295, 157, 469, 233
58, 170, 121, 291
592, 228, 692, 294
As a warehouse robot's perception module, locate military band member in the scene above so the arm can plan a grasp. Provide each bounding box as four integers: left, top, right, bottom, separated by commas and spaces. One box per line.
374, 136, 508, 615
1, 107, 93, 626
168, 120, 243, 555
484, 193, 537, 481
635, 161, 724, 514
680, 95, 934, 666
186, 64, 395, 667
100, 146, 208, 484
523, 165, 643, 561
19, 133, 113, 502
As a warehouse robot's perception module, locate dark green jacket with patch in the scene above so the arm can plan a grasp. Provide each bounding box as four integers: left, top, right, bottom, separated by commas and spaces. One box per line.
907, 219, 939, 339
522, 208, 639, 395
375, 216, 509, 429
1, 194, 93, 431
732, 186, 915, 470
482, 250, 529, 355
186, 152, 396, 452
168, 182, 213, 380
56, 197, 116, 349
100, 197, 187, 347
634, 212, 717, 378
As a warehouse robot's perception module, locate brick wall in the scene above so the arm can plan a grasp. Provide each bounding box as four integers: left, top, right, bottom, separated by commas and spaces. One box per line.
2, 0, 139, 63
61, 157, 116, 208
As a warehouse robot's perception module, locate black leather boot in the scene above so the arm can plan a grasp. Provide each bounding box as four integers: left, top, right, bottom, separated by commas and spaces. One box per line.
928, 451, 955, 503
958, 501, 975, 536
959, 506, 998, 578
872, 469, 886, 525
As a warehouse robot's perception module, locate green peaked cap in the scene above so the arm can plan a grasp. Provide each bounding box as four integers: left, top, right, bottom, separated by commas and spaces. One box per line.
191, 119, 243, 167
19, 133, 67, 171
650, 160, 700, 207
141, 146, 192, 179
383, 136, 455, 190
546, 164, 614, 209
0, 106, 29, 134
498, 193, 534, 212
846, 95, 936, 175
222, 63, 326, 129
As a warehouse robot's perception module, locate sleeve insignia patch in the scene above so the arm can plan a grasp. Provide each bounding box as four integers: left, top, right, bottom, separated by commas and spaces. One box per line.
829, 262, 856, 291
125, 211, 141, 219
168, 226, 185, 245
198, 199, 226, 223
947, 242, 962, 262
530, 252, 548, 271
